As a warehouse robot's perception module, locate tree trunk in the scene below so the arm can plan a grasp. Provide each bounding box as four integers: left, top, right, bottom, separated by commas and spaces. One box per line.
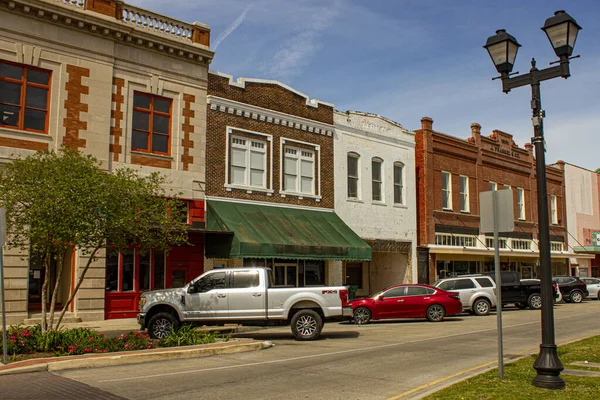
47, 250, 66, 330
40, 251, 50, 333
55, 245, 101, 330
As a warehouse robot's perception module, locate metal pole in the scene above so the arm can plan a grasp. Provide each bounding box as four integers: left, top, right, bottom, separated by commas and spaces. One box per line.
1, 246, 7, 365
493, 191, 504, 379
529, 62, 565, 389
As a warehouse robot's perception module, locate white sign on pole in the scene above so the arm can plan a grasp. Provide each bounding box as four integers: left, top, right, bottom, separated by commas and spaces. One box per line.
480, 189, 515, 233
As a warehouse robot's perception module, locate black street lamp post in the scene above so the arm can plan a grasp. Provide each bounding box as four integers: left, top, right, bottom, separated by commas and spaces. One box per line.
484, 10, 582, 390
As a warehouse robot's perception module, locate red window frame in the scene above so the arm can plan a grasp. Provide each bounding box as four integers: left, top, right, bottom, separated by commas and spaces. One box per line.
105, 248, 166, 293
131, 92, 172, 156
0, 60, 51, 133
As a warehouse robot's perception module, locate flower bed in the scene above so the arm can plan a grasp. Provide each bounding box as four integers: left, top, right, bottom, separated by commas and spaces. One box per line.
1, 324, 225, 360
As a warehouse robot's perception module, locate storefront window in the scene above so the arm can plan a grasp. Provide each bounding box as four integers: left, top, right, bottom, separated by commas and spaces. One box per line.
304, 260, 324, 286
153, 250, 165, 290
105, 248, 167, 293
105, 249, 119, 292
122, 249, 135, 292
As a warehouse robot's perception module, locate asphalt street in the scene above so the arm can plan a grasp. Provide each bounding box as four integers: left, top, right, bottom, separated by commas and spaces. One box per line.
3, 301, 600, 400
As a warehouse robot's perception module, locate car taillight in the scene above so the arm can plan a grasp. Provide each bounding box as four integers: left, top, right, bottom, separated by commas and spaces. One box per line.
339, 289, 349, 307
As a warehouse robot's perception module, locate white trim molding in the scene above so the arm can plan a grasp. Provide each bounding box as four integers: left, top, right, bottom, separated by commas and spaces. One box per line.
206, 196, 333, 212
208, 96, 334, 137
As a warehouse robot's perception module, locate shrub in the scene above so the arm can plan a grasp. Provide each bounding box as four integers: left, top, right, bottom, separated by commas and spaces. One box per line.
0, 325, 41, 355
158, 325, 218, 348
45, 327, 109, 355
108, 331, 157, 352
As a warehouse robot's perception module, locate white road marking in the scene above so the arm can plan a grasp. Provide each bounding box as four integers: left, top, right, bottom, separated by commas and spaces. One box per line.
98, 312, 594, 383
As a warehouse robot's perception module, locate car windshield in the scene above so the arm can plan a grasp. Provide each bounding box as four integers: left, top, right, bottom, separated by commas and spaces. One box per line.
431, 280, 442, 287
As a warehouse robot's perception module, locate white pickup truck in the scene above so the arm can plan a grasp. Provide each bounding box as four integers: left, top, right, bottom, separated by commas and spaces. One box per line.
137, 267, 352, 341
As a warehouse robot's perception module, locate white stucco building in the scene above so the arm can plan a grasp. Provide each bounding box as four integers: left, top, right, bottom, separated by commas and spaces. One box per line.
334, 110, 417, 296
563, 162, 599, 277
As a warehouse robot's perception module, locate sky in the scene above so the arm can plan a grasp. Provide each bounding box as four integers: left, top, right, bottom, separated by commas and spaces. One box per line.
133, 0, 600, 171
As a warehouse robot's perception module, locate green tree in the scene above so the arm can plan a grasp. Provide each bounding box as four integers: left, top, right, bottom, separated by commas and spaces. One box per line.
0, 147, 189, 331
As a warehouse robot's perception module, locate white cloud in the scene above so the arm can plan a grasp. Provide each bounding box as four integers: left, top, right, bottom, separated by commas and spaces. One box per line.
213, 4, 253, 50
261, 0, 346, 80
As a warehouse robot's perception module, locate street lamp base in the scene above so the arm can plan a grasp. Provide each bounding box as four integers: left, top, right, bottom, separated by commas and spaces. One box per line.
532, 344, 565, 389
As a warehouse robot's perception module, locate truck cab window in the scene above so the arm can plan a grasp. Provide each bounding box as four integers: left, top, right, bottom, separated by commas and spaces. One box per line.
196, 272, 227, 292
232, 271, 260, 288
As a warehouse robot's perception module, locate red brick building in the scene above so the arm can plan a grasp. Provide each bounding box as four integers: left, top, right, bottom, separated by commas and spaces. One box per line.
415, 117, 573, 283
204, 72, 371, 286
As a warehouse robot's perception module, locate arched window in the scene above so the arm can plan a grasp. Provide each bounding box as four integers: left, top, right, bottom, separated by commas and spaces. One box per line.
393, 162, 404, 205
347, 152, 360, 199
371, 157, 383, 202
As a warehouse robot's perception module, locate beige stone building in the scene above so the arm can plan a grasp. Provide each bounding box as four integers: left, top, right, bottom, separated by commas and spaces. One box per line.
0, 0, 213, 324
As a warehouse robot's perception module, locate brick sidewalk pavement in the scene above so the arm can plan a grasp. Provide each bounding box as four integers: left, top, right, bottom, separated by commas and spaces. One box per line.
0, 371, 127, 400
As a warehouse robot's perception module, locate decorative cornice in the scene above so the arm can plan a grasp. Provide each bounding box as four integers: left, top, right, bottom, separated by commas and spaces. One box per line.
2, 0, 214, 64
208, 96, 334, 137
209, 70, 334, 109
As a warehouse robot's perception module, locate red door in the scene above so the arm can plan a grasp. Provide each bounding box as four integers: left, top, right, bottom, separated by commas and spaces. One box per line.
376, 287, 406, 319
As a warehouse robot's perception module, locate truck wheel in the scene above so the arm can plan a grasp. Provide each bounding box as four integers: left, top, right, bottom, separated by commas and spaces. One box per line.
426, 304, 445, 322
148, 312, 179, 339
291, 309, 323, 341
527, 293, 542, 309
473, 299, 491, 316
353, 307, 371, 325
570, 290, 583, 303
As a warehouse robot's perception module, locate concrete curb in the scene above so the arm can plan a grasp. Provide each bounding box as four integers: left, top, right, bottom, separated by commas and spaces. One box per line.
0, 340, 273, 376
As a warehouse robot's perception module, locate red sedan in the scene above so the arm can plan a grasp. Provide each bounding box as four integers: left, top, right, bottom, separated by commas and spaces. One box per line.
350, 284, 463, 324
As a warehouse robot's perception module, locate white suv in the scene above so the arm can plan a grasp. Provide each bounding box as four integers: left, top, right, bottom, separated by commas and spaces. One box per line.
432, 276, 497, 316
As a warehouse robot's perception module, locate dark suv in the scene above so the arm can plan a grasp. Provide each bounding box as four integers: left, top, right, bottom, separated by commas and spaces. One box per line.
553, 276, 588, 303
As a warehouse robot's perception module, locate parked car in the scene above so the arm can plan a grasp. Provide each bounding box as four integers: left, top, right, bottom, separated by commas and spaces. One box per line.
552, 276, 589, 303
432, 276, 496, 316
581, 277, 600, 300
137, 267, 351, 341
350, 284, 463, 324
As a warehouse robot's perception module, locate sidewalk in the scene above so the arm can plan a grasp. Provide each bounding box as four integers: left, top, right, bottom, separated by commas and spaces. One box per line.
0, 319, 271, 376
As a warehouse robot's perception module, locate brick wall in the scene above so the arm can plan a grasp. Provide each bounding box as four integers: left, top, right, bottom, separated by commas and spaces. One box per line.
63, 64, 90, 150
207, 73, 335, 208
110, 77, 125, 161
415, 117, 567, 245
209, 74, 333, 125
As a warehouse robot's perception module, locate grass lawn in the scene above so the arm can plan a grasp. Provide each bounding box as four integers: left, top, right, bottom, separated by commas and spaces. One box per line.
425, 336, 600, 400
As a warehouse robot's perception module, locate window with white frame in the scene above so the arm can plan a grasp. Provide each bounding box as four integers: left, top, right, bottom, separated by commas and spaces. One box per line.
504, 184, 511, 190
550, 195, 558, 225
372, 157, 383, 202
393, 162, 404, 205
442, 171, 452, 210
517, 188, 525, 220
489, 181, 497, 191
347, 152, 359, 199
284, 146, 314, 195
435, 233, 476, 247
230, 136, 266, 188
460, 175, 469, 212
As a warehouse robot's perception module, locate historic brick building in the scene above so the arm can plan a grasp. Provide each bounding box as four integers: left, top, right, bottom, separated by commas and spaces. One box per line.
204, 72, 371, 286
415, 117, 575, 283
0, 0, 213, 323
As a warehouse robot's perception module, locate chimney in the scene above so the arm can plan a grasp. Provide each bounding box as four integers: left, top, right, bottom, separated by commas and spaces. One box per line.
524, 143, 534, 155
421, 117, 433, 131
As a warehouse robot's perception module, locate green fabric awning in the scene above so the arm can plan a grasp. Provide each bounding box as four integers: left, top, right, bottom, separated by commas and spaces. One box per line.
573, 246, 600, 254
205, 200, 372, 261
